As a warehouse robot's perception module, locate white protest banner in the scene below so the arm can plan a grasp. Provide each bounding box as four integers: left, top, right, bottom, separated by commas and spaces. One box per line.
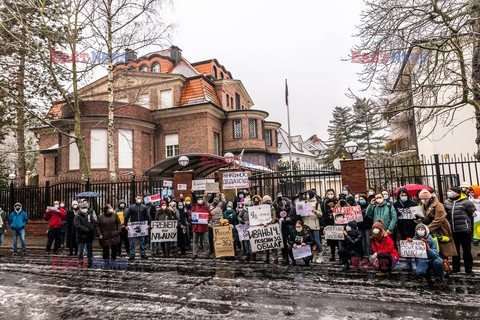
295, 201, 314, 216
213, 225, 235, 258
144, 193, 161, 204
399, 240, 428, 258
324, 226, 345, 240
292, 245, 312, 260
192, 179, 215, 191
397, 207, 413, 220
163, 180, 173, 188
127, 221, 148, 238
333, 206, 363, 224
150, 220, 178, 242
236, 222, 250, 241
248, 204, 273, 226
191, 212, 209, 224
249, 223, 283, 252
46, 206, 58, 212
222, 171, 249, 189
205, 182, 220, 194
177, 184, 187, 191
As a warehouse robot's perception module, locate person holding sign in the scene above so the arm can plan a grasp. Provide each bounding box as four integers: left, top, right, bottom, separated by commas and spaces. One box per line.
370, 220, 399, 276
339, 221, 363, 270
407, 223, 444, 287
189, 195, 212, 259
302, 190, 323, 264
287, 220, 314, 266
153, 201, 175, 257
44, 200, 67, 254
262, 195, 279, 265
393, 188, 418, 241
125, 195, 151, 260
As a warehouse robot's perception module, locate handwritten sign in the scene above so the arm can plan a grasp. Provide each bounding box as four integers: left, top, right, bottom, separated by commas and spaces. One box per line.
163, 180, 173, 188
192, 179, 215, 191
127, 221, 148, 238
191, 212, 209, 225
177, 184, 187, 191
292, 245, 312, 260
295, 201, 314, 216
222, 171, 249, 189
248, 204, 272, 226
236, 222, 250, 241
333, 206, 363, 224
399, 240, 428, 258
205, 182, 220, 194
474, 215, 480, 240
249, 223, 283, 252
150, 220, 177, 242
324, 226, 345, 240
213, 225, 235, 258
397, 207, 413, 220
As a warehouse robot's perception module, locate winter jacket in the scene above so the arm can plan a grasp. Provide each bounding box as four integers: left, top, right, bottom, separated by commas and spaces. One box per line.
154, 208, 174, 221
357, 202, 373, 230
223, 208, 238, 226
211, 203, 225, 228
95, 212, 121, 248
266, 204, 278, 225
413, 235, 440, 263
115, 200, 127, 227
189, 203, 211, 233
321, 198, 337, 227
237, 207, 249, 224
423, 197, 457, 257
371, 234, 399, 259
177, 207, 188, 227
344, 230, 363, 254
366, 202, 397, 233
0, 209, 6, 234
9, 206, 28, 231
125, 203, 151, 225
74, 211, 95, 243
393, 190, 418, 239
274, 197, 295, 230
287, 227, 315, 247
44, 207, 67, 229
444, 194, 476, 233
301, 198, 322, 230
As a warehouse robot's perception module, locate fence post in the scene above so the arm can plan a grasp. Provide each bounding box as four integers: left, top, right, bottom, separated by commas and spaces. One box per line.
85, 178, 91, 192
433, 154, 444, 203
45, 181, 50, 208
130, 176, 136, 205
9, 180, 14, 213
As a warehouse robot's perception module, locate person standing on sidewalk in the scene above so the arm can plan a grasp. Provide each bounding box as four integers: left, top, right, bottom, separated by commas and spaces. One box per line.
189, 194, 212, 259
75, 202, 95, 267
66, 201, 79, 256
0, 205, 6, 257
262, 195, 279, 265
96, 204, 121, 261
44, 201, 67, 254
125, 195, 151, 260
115, 200, 129, 257
9, 203, 28, 256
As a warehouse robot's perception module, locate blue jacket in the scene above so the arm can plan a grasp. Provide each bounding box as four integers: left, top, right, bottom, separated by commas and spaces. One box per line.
413, 235, 439, 262
9, 210, 28, 230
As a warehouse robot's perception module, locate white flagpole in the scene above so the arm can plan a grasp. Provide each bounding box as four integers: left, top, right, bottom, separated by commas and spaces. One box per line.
286, 79, 293, 171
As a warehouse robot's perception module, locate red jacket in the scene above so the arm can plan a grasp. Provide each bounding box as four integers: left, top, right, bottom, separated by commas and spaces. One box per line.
44, 208, 67, 229
189, 204, 211, 233
371, 234, 399, 259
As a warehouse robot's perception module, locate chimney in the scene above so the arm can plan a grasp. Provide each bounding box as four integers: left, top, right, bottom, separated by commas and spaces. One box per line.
170, 46, 182, 65
125, 48, 137, 62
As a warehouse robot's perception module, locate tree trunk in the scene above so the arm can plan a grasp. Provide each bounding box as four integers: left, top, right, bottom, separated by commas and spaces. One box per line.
106, 0, 116, 183
16, 50, 26, 187
472, 3, 480, 161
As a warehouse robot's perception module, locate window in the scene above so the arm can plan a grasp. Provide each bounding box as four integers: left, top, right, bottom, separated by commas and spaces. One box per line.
233, 120, 242, 139
90, 129, 108, 168
235, 93, 241, 110
165, 133, 179, 158
138, 93, 150, 109
69, 131, 80, 170
249, 119, 257, 138
220, 72, 224, 79
212, 65, 217, 79
226, 94, 230, 106
160, 89, 173, 109
140, 65, 148, 72
54, 156, 59, 174
152, 62, 160, 73
214, 133, 220, 155
118, 129, 133, 168
230, 97, 233, 108
265, 130, 272, 146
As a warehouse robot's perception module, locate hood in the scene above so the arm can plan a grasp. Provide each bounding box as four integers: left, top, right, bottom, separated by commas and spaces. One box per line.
415, 223, 430, 238
252, 195, 263, 205
397, 188, 410, 199
347, 221, 358, 230
262, 195, 272, 203
226, 201, 233, 209
118, 200, 126, 208
14, 203, 22, 209
307, 190, 315, 200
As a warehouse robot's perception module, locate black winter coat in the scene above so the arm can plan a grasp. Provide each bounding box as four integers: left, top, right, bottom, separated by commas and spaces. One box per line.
393, 197, 418, 239
444, 196, 476, 233
125, 203, 151, 224
343, 230, 363, 255
321, 198, 337, 227
357, 203, 373, 230
287, 227, 315, 247
74, 212, 95, 243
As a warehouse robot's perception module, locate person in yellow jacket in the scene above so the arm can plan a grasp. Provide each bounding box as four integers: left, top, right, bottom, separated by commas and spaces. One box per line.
115, 200, 129, 257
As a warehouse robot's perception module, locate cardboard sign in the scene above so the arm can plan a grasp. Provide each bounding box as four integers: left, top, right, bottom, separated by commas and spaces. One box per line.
333, 206, 363, 224
399, 240, 428, 258
249, 223, 284, 252
222, 171, 249, 189
150, 220, 178, 242
205, 182, 220, 194
248, 204, 272, 226
192, 179, 215, 191
177, 184, 187, 191
213, 225, 235, 258
397, 207, 413, 220
292, 245, 312, 260
163, 180, 173, 188
191, 212, 209, 224
236, 222, 250, 241
127, 221, 148, 238
409, 206, 424, 219
324, 226, 345, 240
144, 193, 161, 204
474, 215, 480, 240
295, 201, 314, 216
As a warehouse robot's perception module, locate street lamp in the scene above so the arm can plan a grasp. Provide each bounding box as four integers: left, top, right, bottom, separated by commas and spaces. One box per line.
8, 173, 16, 213
344, 141, 358, 159
178, 156, 190, 169
223, 152, 235, 167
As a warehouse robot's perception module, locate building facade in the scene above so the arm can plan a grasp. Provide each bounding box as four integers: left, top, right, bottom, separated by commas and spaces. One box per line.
277, 128, 325, 167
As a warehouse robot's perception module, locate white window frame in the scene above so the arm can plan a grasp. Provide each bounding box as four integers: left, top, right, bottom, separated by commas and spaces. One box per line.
152, 62, 160, 73
118, 129, 133, 168
69, 131, 80, 170
138, 93, 150, 109
90, 129, 108, 169
233, 119, 242, 139
160, 89, 173, 109
165, 133, 179, 158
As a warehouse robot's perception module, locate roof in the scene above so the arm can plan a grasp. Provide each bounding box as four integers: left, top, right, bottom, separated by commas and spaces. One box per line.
180, 77, 220, 106
277, 128, 317, 158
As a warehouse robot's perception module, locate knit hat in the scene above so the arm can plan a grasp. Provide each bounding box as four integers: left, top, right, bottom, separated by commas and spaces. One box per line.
372, 220, 384, 230
169, 201, 176, 207
418, 189, 432, 199
371, 220, 384, 241
471, 185, 480, 199
185, 197, 191, 202
262, 195, 272, 203
227, 201, 233, 208
415, 223, 430, 238
79, 203, 88, 209
72, 200, 79, 206
160, 200, 167, 206
460, 181, 470, 188
449, 186, 462, 195
347, 221, 358, 230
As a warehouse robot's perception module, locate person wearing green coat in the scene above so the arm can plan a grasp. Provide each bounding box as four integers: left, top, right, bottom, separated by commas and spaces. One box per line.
0, 205, 6, 256
366, 193, 397, 240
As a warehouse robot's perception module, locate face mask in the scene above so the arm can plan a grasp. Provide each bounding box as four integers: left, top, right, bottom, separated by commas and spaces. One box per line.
277, 194, 282, 198
383, 195, 389, 200
136, 199, 142, 204
295, 227, 302, 232
461, 188, 467, 193
186, 201, 191, 205
306, 195, 310, 200
198, 200, 203, 205
431, 193, 436, 198
447, 192, 454, 198
417, 230, 426, 237
81, 209, 88, 213
376, 198, 384, 204
54, 205, 59, 209
327, 194, 334, 199
239, 194, 244, 199
227, 206, 232, 210
400, 196, 408, 202
73, 205, 78, 209
421, 199, 426, 204
359, 200, 366, 205
342, 191, 348, 195
178, 206, 184, 209
368, 191, 374, 196
161, 205, 167, 210
354, 198, 359, 203
346, 226, 352, 232
108, 209, 114, 214
119, 204, 125, 208
373, 228, 380, 235
60, 204, 65, 208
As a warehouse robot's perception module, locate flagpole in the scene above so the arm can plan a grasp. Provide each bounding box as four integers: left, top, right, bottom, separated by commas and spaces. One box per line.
285, 79, 293, 171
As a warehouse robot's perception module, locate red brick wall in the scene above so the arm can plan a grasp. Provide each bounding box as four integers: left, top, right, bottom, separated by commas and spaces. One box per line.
340, 159, 367, 194
223, 118, 266, 152
173, 171, 194, 199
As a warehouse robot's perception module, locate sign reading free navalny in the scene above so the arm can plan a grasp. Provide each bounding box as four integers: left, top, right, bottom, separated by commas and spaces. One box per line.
249, 223, 284, 252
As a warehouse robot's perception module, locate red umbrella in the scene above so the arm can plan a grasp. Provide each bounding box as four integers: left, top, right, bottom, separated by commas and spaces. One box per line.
394, 184, 433, 197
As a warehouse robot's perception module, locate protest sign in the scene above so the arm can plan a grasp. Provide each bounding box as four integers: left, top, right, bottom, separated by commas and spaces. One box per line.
399, 240, 428, 258
397, 207, 413, 220
144, 193, 161, 204
292, 245, 312, 260
163, 180, 173, 188
295, 201, 314, 216
409, 206, 424, 219
205, 182, 220, 194
333, 206, 363, 224
474, 215, 480, 240
213, 225, 235, 258
46, 206, 58, 212
249, 223, 283, 252
127, 221, 148, 238
191, 212, 209, 224
324, 226, 345, 240
236, 222, 250, 241
177, 184, 187, 191
192, 179, 215, 191
150, 220, 178, 242
248, 204, 273, 226
222, 171, 249, 189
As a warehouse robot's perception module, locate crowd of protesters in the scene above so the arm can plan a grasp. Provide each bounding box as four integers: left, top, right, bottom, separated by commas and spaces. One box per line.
0, 182, 478, 287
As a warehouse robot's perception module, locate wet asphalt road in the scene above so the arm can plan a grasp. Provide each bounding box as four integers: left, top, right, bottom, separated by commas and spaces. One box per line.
0, 252, 480, 320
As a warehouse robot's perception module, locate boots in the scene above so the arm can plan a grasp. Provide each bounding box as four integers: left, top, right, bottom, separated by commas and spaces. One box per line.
245, 253, 251, 262
251, 253, 257, 261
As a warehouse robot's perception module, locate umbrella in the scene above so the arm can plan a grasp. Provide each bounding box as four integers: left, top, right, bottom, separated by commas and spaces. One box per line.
76, 191, 101, 198
394, 184, 433, 197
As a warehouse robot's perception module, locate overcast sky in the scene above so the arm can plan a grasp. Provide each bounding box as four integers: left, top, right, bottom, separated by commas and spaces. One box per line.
163, 0, 368, 142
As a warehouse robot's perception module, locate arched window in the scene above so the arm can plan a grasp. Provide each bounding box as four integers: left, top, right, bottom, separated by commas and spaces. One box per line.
212, 65, 217, 79
128, 67, 136, 72
140, 64, 148, 72
152, 62, 160, 73
220, 72, 224, 79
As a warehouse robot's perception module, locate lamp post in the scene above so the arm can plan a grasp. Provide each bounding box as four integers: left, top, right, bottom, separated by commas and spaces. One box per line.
178, 156, 190, 170
344, 141, 358, 160
8, 173, 16, 213
223, 152, 235, 168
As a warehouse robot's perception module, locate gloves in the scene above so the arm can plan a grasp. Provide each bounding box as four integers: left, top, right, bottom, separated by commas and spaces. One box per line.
369, 253, 377, 262
406, 238, 413, 242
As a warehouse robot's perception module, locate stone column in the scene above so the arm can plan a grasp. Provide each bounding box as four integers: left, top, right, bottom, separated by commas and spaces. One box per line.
173, 170, 194, 199
340, 158, 367, 194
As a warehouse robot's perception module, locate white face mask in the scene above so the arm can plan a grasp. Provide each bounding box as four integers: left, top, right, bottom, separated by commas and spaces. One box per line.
81, 209, 88, 213
383, 195, 389, 200
327, 194, 334, 199
108, 209, 114, 214
346, 226, 352, 232
342, 190, 348, 195
54, 205, 59, 209
198, 200, 203, 205
421, 199, 426, 204
60, 204, 65, 208
400, 196, 408, 202
161, 205, 167, 210
354, 198, 359, 203
376, 198, 384, 204
373, 228, 380, 235
73, 205, 78, 209
136, 199, 142, 204
185, 201, 191, 205
306, 194, 310, 200
368, 191, 375, 196
295, 227, 302, 232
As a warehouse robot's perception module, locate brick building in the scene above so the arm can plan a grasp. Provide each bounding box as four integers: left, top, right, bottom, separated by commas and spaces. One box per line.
36, 46, 280, 184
